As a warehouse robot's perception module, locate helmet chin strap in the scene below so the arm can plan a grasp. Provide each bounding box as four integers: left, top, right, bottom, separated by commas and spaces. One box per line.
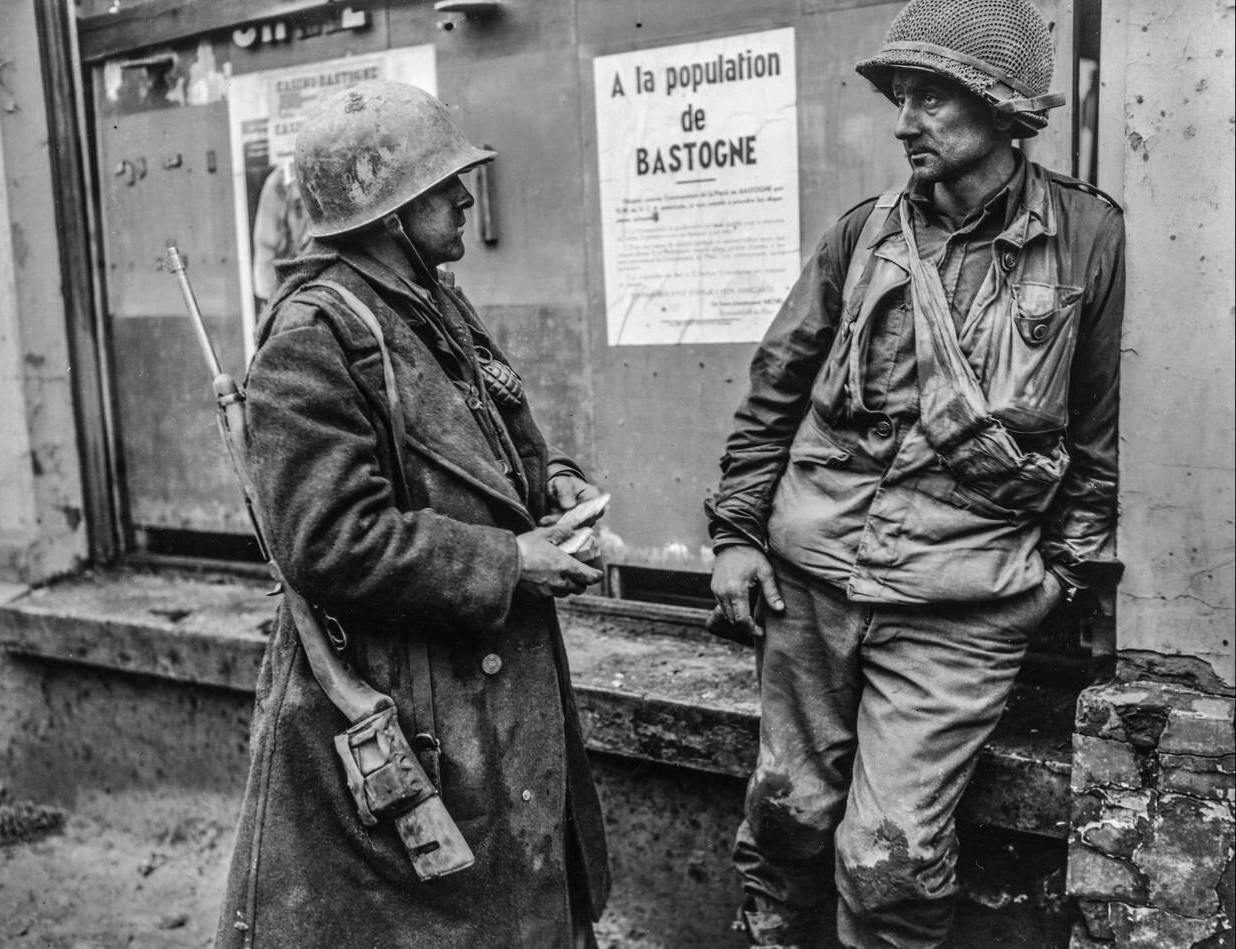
383, 213, 438, 287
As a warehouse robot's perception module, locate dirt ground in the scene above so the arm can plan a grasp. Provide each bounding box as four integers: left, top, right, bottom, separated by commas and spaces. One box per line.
1, 788, 233, 949
0, 786, 1070, 949
0, 786, 677, 949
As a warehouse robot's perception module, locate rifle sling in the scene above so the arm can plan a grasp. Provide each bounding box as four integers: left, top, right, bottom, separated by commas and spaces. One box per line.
301, 279, 441, 779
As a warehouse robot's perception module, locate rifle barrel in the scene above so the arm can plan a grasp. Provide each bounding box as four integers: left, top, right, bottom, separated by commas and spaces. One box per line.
167, 244, 223, 379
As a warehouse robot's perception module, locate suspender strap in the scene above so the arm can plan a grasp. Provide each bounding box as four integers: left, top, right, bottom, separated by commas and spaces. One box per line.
814, 190, 901, 417
303, 279, 443, 785
842, 190, 901, 304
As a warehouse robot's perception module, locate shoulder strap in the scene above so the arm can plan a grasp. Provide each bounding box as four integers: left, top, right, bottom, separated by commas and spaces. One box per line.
842, 190, 901, 304
303, 279, 443, 776
302, 279, 412, 505
1046, 170, 1124, 213
309, 281, 405, 440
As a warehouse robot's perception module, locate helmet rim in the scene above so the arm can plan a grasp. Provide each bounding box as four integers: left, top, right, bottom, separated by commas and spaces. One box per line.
303, 144, 495, 240
295, 80, 496, 239
855, 0, 1061, 138
856, 51, 1052, 137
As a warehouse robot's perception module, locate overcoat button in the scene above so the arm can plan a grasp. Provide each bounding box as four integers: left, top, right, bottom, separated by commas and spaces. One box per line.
1000, 249, 1018, 271
481, 653, 503, 675
521, 788, 533, 802
873, 419, 893, 438
1031, 323, 1049, 341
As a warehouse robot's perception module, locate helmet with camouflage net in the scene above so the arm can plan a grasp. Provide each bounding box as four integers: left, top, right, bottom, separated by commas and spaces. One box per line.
295, 80, 495, 238
855, 0, 1064, 137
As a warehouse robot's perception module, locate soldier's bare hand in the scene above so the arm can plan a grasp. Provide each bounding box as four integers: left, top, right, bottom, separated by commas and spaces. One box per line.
541, 473, 603, 526
516, 527, 604, 598
709, 545, 785, 637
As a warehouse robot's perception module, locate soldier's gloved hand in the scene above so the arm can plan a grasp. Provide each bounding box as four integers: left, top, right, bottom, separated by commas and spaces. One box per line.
709, 545, 785, 639
516, 526, 604, 598
541, 473, 603, 526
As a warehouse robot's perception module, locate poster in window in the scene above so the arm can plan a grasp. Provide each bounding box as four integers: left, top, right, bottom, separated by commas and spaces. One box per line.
593, 28, 799, 346
227, 46, 436, 357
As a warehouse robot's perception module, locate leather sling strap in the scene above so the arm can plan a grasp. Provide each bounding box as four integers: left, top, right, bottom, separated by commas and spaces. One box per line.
305, 278, 443, 781
306, 280, 413, 501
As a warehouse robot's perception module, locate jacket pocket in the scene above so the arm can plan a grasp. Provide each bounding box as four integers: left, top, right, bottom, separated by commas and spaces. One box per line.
1011, 281, 1081, 344
986, 281, 1083, 432
788, 413, 853, 468
949, 482, 1021, 522
948, 437, 1070, 521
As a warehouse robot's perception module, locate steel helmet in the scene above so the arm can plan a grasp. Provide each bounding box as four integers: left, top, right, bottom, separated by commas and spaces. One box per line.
295, 80, 496, 238
855, 0, 1064, 137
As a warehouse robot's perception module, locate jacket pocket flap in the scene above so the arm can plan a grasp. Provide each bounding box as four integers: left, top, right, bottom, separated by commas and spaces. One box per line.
1011, 282, 1083, 346
1012, 281, 1083, 316
789, 421, 852, 467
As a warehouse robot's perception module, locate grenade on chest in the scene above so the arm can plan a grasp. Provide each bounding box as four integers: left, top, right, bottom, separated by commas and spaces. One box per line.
475, 348, 525, 408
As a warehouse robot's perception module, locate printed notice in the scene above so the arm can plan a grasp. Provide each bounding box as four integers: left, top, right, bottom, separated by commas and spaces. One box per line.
594, 29, 799, 346
227, 46, 436, 358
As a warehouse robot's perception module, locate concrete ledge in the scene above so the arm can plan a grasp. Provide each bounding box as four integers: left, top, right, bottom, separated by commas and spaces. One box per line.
0, 568, 1074, 837
0, 570, 269, 691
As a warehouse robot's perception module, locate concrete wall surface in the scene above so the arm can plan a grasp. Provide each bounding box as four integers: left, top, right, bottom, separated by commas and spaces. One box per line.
3, 0, 1233, 684
1102, 0, 1236, 689
0, 0, 89, 584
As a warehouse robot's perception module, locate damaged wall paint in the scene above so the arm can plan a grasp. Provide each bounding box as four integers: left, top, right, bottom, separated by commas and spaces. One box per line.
0, 118, 39, 547
0, 0, 89, 583
101, 37, 230, 110
1101, 0, 1236, 686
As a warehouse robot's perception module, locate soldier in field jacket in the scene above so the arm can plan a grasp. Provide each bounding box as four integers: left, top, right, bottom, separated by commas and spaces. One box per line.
707, 2, 1124, 946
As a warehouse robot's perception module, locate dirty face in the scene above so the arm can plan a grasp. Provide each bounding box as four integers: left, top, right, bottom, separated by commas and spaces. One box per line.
398, 174, 474, 268
891, 68, 1008, 187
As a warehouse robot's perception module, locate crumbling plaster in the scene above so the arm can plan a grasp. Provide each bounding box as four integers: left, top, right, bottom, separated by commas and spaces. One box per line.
0, 0, 88, 583
1068, 680, 1234, 948
1101, 0, 1236, 687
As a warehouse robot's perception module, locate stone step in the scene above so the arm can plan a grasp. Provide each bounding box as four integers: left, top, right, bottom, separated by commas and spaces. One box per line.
0, 568, 1074, 838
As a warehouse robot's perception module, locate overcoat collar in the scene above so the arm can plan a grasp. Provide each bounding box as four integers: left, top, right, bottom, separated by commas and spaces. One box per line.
270, 232, 533, 527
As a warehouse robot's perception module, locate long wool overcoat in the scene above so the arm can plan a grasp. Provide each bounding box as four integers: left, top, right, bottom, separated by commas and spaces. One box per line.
214, 231, 609, 949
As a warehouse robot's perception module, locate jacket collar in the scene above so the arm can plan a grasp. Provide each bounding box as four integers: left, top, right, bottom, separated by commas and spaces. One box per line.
869, 155, 1056, 253
319, 230, 439, 319
268, 232, 533, 527
995, 159, 1056, 249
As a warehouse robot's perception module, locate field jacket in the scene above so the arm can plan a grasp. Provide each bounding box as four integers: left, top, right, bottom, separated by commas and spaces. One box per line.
708, 160, 1125, 603
215, 230, 608, 948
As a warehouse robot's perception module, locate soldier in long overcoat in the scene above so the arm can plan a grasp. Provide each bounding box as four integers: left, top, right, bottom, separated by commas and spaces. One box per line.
214, 80, 610, 949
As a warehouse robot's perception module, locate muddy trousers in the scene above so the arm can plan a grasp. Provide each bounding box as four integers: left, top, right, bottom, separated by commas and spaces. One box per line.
734, 562, 1055, 949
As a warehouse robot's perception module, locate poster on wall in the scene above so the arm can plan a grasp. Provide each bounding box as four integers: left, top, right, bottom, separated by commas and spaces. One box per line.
593, 28, 799, 347
227, 46, 437, 357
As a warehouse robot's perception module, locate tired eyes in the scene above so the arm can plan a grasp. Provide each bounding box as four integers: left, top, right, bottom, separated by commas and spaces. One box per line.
893, 91, 944, 108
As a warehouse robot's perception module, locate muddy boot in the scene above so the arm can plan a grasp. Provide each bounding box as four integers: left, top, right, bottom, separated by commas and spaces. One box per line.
738, 905, 820, 949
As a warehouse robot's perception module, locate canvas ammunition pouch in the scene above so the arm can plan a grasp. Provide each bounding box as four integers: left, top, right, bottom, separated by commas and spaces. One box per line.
335, 704, 438, 826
